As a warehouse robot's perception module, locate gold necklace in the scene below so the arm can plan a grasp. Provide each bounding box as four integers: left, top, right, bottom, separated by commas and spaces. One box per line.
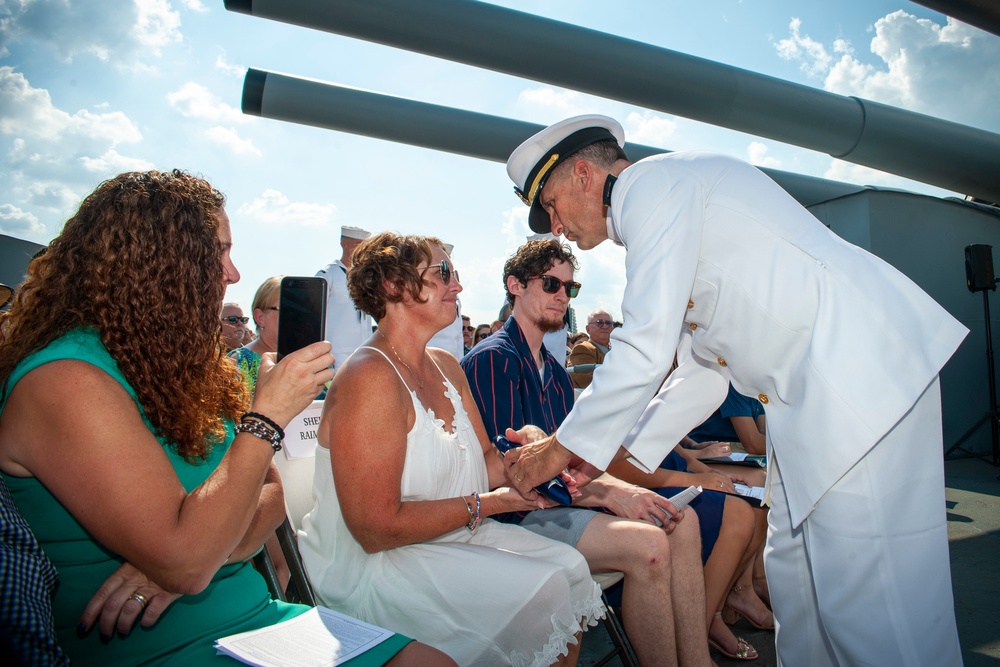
378, 329, 425, 389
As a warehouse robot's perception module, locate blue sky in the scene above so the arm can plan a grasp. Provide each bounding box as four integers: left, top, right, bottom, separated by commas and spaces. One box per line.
1, 0, 998, 327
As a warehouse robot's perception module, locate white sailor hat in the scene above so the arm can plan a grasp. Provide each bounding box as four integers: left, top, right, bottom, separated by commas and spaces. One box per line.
506, 115, 625, 233
341, 225, 371, 240
442, 242, 455, 255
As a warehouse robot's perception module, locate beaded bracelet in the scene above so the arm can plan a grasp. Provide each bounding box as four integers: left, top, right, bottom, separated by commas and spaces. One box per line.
235, 413, 283, 452
243, 411, 285, 441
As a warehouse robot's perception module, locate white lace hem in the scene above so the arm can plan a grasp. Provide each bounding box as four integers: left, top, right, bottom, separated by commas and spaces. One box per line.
510, 583, 606, 667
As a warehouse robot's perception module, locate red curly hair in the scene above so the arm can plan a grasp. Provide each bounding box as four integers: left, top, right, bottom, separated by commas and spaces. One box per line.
0, 170, 249, 462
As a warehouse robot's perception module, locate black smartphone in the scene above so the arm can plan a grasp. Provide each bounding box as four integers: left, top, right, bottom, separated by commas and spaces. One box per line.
276, 276, 327, 362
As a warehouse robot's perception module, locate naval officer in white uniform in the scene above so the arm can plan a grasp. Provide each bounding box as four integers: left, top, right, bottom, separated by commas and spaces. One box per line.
317, 225, 373, 372
501, 115, 966, 666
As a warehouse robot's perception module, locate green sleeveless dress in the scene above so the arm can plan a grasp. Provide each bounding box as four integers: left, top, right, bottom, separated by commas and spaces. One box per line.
0, 328, 410, 666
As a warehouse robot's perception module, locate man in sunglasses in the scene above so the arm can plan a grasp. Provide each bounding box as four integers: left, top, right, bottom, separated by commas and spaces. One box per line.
462, 239, 710, 666
568, 308, 614, 389
219, 302, 248, 352
502, 115, 967, 666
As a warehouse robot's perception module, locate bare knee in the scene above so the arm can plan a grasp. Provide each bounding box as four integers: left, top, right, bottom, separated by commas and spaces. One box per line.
387, 641, 457, 666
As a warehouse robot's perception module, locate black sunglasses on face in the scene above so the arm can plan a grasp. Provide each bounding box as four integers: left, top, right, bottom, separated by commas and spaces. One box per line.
590, 319, 614, 328
476, 333, 489, 340
464, 326, 475, 332
222, 315, 249, 325
421, 259, 459, 285
530, 275, 581, 299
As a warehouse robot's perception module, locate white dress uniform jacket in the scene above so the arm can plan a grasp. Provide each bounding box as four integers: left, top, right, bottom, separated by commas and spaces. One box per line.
556, 151, 968, 528
317, 260, 374, 373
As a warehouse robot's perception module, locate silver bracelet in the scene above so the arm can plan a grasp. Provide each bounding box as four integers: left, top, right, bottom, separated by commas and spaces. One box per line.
235, 416, 283, 452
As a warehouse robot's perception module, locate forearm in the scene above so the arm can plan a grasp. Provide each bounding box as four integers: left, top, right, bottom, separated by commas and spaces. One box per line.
607, 459, 690, 489
349, 490, 525, 553
227, 464, 284, 563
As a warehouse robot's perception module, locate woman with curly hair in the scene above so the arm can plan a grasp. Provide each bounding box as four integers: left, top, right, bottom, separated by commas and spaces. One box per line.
0, 171, 450, 666
298, 232, 605, 666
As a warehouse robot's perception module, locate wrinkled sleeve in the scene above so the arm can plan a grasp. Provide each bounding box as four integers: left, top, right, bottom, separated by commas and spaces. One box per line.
556, 161, 720, 470
462, 349, 524, 442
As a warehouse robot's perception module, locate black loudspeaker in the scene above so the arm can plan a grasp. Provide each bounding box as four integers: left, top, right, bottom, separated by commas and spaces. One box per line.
965, 244, 996, 292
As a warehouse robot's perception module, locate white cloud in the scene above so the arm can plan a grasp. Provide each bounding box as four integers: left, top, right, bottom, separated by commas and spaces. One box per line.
236, 189, 337, 227
27, 182, 80, 210
775, 18, 833, 78
179, 0, 208, 12
776, 12, 1000, 132
0, 68, 146, 189
167, 81, 246, 124
624, 111, 677, 146
747, 141, 781, 168
0, 203, 45, 236
215, 53, 245, 78
516, 87, 591, 117
79, 149, 155, 174
823, 158, 921, 190
205, 126, 261, 157
0, 0, 181, 66
133, 0, 183, 56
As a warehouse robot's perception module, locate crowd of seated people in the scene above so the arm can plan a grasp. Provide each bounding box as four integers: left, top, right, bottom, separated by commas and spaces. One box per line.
2, 170, 784, 667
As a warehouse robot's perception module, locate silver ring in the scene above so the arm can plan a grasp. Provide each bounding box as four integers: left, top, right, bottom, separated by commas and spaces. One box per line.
129, 592, 148, 609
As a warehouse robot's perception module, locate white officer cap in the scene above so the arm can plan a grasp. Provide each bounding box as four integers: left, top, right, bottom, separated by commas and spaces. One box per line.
341, 225, 371, 240
506, 115, 625, 233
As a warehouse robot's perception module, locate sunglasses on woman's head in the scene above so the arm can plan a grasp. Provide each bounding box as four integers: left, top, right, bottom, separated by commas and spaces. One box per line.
421, 259, 459, 285
530, 275, 581, 299
222, 315, 249, 325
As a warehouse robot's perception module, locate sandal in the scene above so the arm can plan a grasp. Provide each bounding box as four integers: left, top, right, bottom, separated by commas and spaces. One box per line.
708, 636, 758, 661
709, 612, 759, 661
724, 584, 775, 631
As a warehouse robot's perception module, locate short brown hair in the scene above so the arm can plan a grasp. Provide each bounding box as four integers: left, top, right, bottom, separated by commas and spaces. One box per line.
348, 232, 445, 321
503, 239, 579, 307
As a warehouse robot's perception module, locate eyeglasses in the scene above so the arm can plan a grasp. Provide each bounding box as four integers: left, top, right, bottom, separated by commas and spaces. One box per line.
476, 332, 489, 341
420, 259, 459, 285
464, 326, 475, 332
589, 319, 614, 328
222, 316, 249, 325
530, 275, 581, 299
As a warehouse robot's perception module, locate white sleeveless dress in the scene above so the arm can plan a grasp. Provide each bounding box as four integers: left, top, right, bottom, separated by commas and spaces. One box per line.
299, 347, 604, 666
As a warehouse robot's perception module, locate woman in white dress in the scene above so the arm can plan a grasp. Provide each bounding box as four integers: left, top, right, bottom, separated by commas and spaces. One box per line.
299, 232, 604, 666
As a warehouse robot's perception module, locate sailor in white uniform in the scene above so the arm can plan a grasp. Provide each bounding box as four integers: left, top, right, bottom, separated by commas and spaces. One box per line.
317, 225, 373, 372
502, 115, 966, 666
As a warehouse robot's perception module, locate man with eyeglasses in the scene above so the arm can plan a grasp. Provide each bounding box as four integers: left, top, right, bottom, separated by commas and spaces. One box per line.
462, 239, 710, 666
219, 302, 248, 352
501, 115, 967, 667
568, 309, 614, 389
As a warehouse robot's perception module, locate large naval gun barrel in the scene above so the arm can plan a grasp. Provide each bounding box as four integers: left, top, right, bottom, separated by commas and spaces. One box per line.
226, 0, 1000, 203
242, 68, 862, 207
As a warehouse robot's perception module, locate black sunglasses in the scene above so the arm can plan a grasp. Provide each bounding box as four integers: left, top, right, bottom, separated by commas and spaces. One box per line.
421, 259, 459, 285
530, 275, 581, 299
222, 315, 249, 325
476, 332, 489, 340
464, 325, 475, 332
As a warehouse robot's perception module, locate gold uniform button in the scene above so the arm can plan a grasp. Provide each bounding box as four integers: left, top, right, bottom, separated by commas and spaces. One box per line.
687, 299, 694, 309
717, 357, 727, 367
758, 393, 769, 405
689, 323, 697, 330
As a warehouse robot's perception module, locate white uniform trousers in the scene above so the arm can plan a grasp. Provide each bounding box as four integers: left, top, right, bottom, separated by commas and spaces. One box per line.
765, 377, 963, 667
